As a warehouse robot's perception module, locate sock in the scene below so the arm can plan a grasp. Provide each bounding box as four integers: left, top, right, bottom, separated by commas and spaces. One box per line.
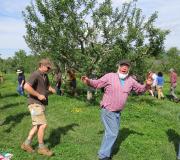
39, 143, 46, 148
24, 139, 31, 145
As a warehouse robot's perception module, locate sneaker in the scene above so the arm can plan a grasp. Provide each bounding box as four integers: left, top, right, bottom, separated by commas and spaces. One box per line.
37, 147, 53, 156
21, 143, 35, 153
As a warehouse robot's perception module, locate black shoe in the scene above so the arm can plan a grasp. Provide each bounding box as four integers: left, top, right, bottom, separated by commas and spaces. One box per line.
99, 157, 111, 160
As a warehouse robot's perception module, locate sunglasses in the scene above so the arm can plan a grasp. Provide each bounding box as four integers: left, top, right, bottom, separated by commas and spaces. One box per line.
45, 66, 51, 70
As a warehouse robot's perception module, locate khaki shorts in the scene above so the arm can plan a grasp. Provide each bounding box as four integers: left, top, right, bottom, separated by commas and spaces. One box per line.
28, 104, 47, 125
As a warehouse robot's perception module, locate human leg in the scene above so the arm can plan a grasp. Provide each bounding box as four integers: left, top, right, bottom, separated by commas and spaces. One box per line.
160, 87, 164, 98
149, 89, 154, 97
98, 108, 120, 159
157, 86, 161, 99
37, 124, 54, 156
21, 125, 38, 153
170, 86, 178, 99
37, 124, 47, 145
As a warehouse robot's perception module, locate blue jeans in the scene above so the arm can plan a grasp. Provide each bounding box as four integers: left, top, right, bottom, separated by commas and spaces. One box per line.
17, 85, 24, 96
178, 144, 180, 159
98, 108, 121, 159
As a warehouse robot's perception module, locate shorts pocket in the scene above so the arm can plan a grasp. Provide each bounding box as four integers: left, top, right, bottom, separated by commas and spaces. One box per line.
29, 104, 44, 116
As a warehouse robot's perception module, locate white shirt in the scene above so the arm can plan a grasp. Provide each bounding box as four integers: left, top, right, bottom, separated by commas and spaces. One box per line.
152, 73, 157, 87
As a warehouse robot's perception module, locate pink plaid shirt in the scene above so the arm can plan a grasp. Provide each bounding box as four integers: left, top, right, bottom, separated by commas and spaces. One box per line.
170, 72, 177, 86
88, 73, 147, 111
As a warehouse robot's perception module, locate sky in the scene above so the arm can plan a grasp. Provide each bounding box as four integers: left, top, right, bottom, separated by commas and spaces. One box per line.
0, 0, 180, 59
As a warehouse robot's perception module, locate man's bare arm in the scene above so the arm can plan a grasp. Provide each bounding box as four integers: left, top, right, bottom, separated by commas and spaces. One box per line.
24, 83, 46, 100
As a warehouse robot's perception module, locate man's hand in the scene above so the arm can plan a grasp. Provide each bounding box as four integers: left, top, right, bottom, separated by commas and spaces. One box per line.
51, 88, 56, 94
37, 94, 46, 101
49, 86, 56, 94
81, 76, 89, 85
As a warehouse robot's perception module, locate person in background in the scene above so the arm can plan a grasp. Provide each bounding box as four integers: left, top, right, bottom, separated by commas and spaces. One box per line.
16, 69, 25, 96
169, 68, 178, 99
156, 72, 165, 99
21, 58, 56, 156
151, 71, 158, 97
67, 69, 77, 96
81, 60, 152, 160
87, 71, 97, 103
54, 68, 62, 95
146, 71, 154, 97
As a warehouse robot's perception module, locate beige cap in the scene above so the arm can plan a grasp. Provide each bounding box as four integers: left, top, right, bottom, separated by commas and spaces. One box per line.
16, 69, 23, 74
169, 68, 174, 72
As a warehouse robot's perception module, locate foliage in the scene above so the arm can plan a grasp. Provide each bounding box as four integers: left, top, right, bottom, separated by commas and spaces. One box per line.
22, 0, 169, 78
146, 47, 180, 74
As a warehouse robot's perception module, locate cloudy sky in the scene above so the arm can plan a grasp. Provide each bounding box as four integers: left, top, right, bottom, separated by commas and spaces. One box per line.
0, 0, 180, 59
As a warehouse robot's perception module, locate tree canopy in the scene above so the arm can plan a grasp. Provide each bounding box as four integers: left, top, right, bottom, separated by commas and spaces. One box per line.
21, 0, 170, 79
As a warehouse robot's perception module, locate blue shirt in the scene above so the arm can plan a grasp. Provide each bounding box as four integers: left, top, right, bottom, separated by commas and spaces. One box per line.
156, 76, 164, 86
120, 79, 125, 86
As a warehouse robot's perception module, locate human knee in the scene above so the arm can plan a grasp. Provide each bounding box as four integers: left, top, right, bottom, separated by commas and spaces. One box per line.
37, 124, 47, 130
40, 124, 47, 129
106, 130, 119, 138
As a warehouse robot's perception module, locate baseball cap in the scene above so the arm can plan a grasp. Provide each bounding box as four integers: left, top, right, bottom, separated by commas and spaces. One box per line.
118, 59, 131, 66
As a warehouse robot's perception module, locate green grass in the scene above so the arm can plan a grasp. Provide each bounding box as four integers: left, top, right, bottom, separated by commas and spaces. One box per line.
0, 74, 180, 160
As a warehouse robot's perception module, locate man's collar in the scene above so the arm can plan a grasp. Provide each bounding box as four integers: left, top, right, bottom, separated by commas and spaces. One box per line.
37, 69, 46, 75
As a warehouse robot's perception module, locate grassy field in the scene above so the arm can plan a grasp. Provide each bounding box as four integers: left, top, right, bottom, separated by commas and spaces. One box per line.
0, 73, 180, 160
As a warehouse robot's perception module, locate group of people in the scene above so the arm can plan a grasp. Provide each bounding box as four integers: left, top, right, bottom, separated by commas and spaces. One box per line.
146, 69, 178, 101
19, 58, 152, 159
18, 58, 178, 160
16, 67, 77, 97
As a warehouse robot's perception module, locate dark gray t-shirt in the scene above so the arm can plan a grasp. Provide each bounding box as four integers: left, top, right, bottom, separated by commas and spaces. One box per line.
27, 70, 50, 105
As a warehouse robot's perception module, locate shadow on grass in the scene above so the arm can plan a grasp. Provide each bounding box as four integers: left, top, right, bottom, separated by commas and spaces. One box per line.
112, 128, 144, 156
165, 94, 180, 103
45, 123, 79, 149
98, 127, 144, 157
1, 111, 29, 133
0, 102, 25, 110
166, 129, 180, 155
0, 92, 19, 98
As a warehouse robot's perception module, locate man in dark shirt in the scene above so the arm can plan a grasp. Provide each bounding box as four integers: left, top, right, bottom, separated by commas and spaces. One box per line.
21, 58, 56, 156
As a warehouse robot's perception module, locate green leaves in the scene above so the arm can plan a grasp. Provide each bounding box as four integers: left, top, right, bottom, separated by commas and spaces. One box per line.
23, 0, 169, 77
